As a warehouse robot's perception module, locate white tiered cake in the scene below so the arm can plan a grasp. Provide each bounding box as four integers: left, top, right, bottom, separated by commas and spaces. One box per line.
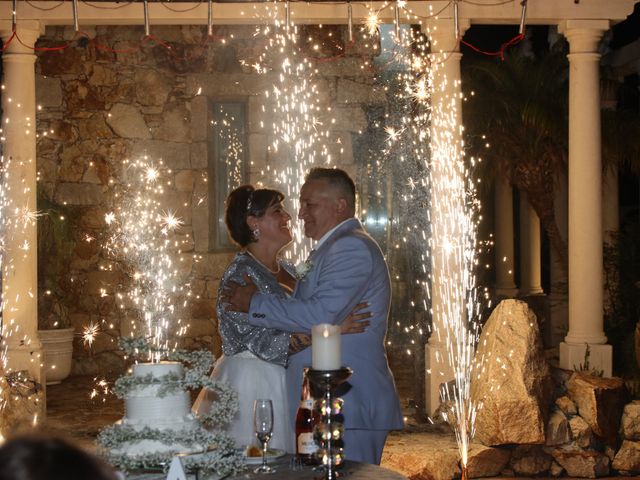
113, 362, 205, 456
98, 342, 242, 474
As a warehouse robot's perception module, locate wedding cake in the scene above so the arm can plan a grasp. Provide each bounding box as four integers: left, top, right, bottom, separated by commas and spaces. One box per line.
112, 362, 204, 456
97, 340, 243, 474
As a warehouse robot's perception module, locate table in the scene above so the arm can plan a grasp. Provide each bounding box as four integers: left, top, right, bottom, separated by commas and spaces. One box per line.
127, 455, 407, 480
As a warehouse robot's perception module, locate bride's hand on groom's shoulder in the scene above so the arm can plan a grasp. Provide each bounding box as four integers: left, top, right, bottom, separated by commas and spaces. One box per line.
220, 274, 257, 313
341, 302, 372, 335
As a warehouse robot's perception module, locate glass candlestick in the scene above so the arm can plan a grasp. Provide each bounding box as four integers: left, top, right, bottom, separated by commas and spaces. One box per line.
306, 367, 352, 480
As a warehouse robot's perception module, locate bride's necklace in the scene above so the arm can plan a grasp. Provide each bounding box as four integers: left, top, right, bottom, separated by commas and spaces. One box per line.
245, 250, 281, 275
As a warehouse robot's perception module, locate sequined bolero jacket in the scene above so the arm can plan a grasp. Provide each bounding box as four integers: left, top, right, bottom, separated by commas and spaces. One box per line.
216, 252, 293, 367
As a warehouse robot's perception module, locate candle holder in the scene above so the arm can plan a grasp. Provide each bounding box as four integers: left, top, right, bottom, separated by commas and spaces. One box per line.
306, 367, 352, 480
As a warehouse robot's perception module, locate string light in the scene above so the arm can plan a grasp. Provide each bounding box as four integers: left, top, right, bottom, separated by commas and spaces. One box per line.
285, 1, 291, 32
72, 0, 79, 32
519, 0, 528, 35
207, 0, 213, 37
347, 2, 353, 43
11, 0, 16, 31
394, 1, 401, 42
454, 0, 460, 40
143, 0, 150, 37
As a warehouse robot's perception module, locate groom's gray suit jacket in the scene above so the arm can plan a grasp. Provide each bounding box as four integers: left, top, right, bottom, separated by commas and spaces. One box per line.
248, 218, 404, 432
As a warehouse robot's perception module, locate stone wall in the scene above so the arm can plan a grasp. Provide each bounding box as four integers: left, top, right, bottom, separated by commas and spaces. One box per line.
35, 24, 382, 375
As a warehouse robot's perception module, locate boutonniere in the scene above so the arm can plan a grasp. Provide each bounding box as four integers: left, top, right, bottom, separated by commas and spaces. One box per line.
295, 259, 314, 280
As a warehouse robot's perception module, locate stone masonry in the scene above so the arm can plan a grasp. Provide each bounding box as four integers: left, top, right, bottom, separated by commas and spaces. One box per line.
35, 24, 383, 376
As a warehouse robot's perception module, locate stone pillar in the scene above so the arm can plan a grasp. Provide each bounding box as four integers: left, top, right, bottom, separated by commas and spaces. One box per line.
1, 21, 45, 385
423, 18, 469, 416
602, 166, 619, 243
559, 20, 612, 377
519, 192, 543, 295
549, 170, 568, 347
494, 177, 518, 298
602, 165, 619, 316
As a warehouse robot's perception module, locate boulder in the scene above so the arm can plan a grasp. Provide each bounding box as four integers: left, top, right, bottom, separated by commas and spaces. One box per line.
620, 400, 640, 440
466, 444, 511, 478
381, 431, 461, 480
549, 460, 565, 477
567, 372, 628, 445
509, 445, 552, 476
555, 395, 577, 416
471, 299, 550, 445
568, 415, 593, 448
550, 446, 610, 478
612, 440, 640, 474
546, 410, 570, 446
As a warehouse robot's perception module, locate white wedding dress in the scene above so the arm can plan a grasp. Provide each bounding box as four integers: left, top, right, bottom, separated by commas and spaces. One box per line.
192, 253, 296, 453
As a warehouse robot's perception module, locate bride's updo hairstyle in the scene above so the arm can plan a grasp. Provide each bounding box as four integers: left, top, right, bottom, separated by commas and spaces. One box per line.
225, 185, 285, 247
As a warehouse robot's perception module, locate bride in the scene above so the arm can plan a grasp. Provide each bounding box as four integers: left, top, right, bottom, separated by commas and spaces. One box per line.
193, 185, 369, 453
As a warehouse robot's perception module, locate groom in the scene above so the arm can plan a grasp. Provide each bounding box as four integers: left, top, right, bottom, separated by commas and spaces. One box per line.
224, 167, 403, 464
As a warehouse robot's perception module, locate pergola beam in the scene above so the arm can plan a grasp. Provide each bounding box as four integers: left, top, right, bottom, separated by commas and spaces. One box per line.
0, 0, 634, 27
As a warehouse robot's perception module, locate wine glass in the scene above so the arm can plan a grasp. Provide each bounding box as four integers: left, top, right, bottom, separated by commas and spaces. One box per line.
253, 399, 276, 474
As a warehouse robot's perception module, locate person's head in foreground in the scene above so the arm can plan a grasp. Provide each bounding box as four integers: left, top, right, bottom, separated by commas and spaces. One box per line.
0, 434, 119, 480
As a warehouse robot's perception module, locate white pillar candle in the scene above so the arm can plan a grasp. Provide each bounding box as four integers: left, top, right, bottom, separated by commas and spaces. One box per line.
311, 324, 341, 370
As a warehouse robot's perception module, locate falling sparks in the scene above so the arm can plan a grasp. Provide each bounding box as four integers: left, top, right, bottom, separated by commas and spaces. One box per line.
104, 157, 194, 361
82, 322, 100, 347
248, 2, 335, 262
426, 29, 484, 474
366, 11, 381, 36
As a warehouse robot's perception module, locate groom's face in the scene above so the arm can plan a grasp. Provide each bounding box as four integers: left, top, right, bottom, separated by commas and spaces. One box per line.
299, 179, 341, 241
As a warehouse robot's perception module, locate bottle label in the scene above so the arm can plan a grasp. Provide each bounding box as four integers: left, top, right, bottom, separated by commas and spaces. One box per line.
297, 432, 317, 455
300, 399, 314, 409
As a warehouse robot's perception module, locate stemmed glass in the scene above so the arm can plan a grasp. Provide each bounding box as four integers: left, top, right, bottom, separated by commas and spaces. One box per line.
253, 399, 276, 474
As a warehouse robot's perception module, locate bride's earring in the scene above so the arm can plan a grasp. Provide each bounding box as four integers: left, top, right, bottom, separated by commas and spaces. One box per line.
251, 227, 261, 241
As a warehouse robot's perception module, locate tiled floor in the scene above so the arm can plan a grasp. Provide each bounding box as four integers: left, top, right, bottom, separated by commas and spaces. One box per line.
42, 375, 123, 449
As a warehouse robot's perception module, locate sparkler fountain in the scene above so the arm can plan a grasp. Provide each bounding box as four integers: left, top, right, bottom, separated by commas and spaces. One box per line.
424, 19, 483, 479
104, 157, 192, 359
249, 1, 334, 263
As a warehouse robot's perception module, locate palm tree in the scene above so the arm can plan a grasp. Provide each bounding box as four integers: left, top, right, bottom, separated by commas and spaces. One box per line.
462, 49, 570, 271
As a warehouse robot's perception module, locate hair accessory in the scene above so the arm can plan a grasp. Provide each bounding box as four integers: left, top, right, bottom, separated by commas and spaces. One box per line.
246, 190, 255, 213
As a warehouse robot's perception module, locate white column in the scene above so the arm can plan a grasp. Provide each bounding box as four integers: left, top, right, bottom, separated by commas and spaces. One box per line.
519, 192, 543, 295
602, 166, 619, 243
494, 178, 518, 297
1, 21, 45, 384
549, 171, 568, 347
423, 18, 469, 416
559, 20, 612, 377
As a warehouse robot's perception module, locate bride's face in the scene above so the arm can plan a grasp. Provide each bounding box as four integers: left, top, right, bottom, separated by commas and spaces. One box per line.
254, 201, 292, 247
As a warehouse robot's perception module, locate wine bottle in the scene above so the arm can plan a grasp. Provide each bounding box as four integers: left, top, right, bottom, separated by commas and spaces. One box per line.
295, 375, 318, 465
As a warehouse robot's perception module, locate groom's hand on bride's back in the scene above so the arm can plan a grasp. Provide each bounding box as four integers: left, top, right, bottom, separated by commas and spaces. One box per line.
221, 274, 257, 313
341, 302, 372, 335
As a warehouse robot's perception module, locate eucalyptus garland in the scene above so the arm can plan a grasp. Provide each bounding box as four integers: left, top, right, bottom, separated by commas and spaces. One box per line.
102, 446, 245, 474
97, 337, 244, 474
97, 424, 236, 451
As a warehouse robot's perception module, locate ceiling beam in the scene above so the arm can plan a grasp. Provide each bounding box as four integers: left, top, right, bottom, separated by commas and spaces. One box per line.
0, 0, 636, 27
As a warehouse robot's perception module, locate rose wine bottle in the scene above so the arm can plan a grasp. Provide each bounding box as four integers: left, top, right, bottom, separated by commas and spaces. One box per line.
295, 375, 318, 465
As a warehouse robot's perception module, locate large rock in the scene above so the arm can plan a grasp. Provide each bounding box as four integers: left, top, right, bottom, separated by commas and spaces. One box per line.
470, 299, 550, 445
509, 445, 553, 476
381, 431, 461, 480
567, 372, 628, 445
568, 415, 593, 448
612, 440, 640, 474
546, 410, 570, 446
467, 444, 511, 478
0, 371, 45, 436
550, 446, 610, 478
620, 400, 640, 440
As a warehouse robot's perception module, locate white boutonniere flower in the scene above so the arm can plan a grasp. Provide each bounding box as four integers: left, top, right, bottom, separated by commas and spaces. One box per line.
295, 259, 314, 280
